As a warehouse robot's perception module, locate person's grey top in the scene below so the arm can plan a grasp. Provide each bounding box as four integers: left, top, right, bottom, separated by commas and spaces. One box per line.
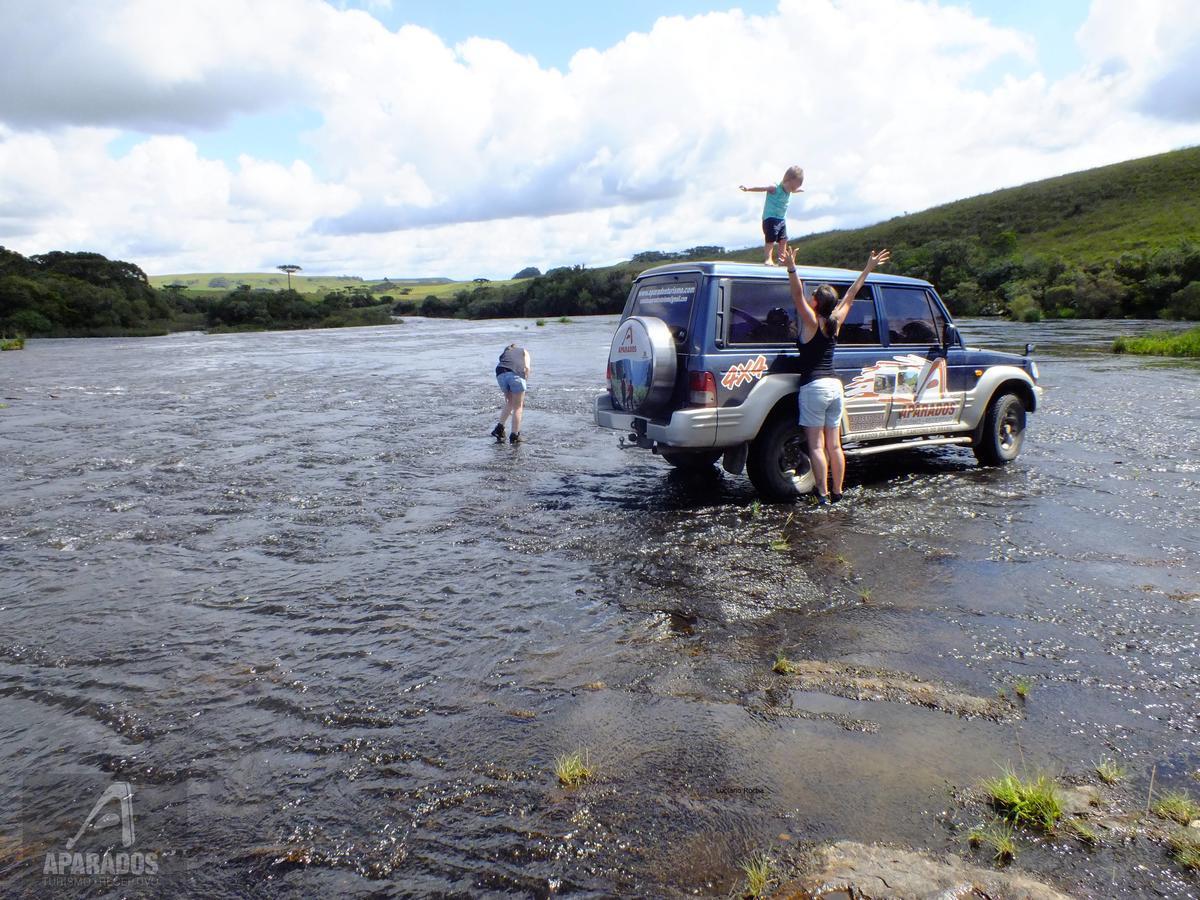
498, 345, 528, 378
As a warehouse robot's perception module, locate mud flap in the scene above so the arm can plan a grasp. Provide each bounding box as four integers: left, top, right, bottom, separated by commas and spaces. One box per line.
722, 442, 748, 475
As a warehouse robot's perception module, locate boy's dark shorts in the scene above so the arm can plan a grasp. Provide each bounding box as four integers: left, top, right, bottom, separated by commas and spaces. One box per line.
762, 217, 787, 243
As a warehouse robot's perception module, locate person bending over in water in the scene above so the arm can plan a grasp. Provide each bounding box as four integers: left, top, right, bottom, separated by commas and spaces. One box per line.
783, 245, 891, 504
491, 342, 531, 444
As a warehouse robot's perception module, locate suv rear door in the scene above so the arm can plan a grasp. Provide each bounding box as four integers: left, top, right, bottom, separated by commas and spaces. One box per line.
619, 272, 703, 414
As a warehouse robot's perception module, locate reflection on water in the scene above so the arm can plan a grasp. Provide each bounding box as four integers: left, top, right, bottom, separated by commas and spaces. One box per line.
1, 317, 1197, 897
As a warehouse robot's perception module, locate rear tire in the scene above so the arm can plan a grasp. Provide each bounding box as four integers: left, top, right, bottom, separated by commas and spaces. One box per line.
746, 413, 816, 501
661, 450, 722, 472
973, 392, 1026, 466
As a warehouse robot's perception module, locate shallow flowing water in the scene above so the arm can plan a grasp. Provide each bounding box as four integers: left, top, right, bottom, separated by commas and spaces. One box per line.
1, 316, 1197, 898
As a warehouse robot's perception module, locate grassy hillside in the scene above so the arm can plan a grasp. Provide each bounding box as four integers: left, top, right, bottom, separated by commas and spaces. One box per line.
717, 147, 1200, 321
730, 146, 1200, 268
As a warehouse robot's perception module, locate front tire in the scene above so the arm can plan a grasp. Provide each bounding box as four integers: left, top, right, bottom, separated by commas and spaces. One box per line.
973, 392, 1026, 465
746, 414, 816, 501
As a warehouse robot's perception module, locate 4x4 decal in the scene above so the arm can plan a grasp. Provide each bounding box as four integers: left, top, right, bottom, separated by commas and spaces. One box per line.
721, 354, 769, 390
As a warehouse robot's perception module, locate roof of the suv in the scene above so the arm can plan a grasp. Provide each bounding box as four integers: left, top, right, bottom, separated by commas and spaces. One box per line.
635, 260, 933, 287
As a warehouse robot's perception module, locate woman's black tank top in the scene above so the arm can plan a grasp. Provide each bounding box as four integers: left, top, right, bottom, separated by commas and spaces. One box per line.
798, 324, 837, 385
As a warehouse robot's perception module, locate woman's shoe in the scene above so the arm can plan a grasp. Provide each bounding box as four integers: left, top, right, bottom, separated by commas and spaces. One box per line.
490, 423, 505, 441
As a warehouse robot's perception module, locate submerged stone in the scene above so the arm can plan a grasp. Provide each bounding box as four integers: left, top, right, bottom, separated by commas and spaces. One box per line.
774, 840, 1073, 899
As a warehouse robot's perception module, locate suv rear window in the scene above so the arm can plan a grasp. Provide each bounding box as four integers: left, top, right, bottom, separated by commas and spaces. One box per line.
630, 275, 698, 339
880, 285, 939, 344
729, 279, 795, 344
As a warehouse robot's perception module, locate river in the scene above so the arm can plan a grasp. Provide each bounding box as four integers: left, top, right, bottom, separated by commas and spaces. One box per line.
1, 317, 1197, 897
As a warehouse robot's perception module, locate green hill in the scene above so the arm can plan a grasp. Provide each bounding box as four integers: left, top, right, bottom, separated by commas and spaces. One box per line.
731, 146, 1200, 267
718, 146, 1200, 321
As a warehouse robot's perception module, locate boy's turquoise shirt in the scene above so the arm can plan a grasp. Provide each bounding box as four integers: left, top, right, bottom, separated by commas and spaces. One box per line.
762, 182, 791, 220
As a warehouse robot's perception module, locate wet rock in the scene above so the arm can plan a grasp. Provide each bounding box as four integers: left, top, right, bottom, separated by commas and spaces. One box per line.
771, 659, 1014, 720
773, 840, 1074, 900
1059, 785, 1102, 817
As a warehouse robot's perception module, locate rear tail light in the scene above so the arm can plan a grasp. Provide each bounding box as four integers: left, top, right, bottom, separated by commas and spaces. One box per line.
688, 371, 717, 408
606, 361, 612, 384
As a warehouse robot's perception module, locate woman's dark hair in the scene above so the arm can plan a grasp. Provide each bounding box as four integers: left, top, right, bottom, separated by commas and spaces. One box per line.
813, 284, 839, 336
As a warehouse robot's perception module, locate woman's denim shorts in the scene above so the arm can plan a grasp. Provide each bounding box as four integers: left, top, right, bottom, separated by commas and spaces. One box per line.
496, 371, 527, 394
798, 377, 844, 427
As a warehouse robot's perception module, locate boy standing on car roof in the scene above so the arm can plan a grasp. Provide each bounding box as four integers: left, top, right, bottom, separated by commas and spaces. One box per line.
739, 165, 804, 265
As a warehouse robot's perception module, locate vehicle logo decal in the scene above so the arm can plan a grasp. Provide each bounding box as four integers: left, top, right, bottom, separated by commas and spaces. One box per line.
846, 354, 947, 402
721, 354, 769, 390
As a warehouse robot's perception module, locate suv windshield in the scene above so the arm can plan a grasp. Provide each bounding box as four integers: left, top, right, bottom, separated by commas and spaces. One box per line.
630, 275, 698, 339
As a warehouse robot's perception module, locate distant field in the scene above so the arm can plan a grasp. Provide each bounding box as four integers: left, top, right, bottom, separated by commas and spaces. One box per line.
148, 272, 464, 294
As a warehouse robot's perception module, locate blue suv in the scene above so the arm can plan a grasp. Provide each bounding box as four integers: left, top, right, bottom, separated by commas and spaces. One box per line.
595, 261, 1042, 500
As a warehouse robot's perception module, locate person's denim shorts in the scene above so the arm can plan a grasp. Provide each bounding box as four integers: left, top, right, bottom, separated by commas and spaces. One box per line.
496, 370, 527, 394
798, 377, 844, 427
762, 217, 787, 243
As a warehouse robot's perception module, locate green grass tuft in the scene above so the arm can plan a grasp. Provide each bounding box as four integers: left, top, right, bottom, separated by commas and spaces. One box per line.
1013, 676, 1032, 700
1094, 757, 1127, 785
554, 748, 594, 787
772, 652, 797, 675
1169, 828, 1200, 870
1113, 327, 1200, 358
535, 318, 546, 326
0, 337, 25, 350
968, 822, 1017, 862
1065, 817, 1098, 845
983, 768, 1063, 832
1152, 790, 1200, 825
739, 851, 777, 898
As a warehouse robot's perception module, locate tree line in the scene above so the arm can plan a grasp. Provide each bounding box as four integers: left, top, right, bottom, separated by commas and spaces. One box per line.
4, 238, 1197, 340
811, 235, 1200, 322
392, 265, 634, 320
0, 247, 395, 336
0, 247, 173, 336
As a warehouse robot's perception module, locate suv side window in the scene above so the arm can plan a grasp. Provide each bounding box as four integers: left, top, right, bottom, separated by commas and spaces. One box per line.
838, 291, 879, 345
926, 291, 949, 345
729, 280, 796, 344
880, 285, 939, 344
800, 282, 879, 345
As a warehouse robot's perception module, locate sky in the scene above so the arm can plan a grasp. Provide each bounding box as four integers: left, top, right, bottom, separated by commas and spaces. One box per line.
1, 0, 1199, 280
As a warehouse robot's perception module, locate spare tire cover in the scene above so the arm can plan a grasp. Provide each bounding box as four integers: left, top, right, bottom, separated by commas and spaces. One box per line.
607, 315, 677, 414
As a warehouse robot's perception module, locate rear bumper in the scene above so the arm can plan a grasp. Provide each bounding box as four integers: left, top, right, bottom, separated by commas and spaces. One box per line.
593, 394, 717, 448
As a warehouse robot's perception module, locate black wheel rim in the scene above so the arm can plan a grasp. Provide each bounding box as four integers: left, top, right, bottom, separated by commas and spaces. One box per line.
782, 434, 811, 478
999, 405, 1023, 452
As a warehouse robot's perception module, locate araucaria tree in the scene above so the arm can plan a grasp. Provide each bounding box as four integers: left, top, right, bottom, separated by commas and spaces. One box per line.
277, 264, 302, 291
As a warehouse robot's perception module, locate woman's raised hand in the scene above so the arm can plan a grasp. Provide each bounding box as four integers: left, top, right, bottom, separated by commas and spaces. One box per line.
868, 249, 891, 269
781, 246, 797, 270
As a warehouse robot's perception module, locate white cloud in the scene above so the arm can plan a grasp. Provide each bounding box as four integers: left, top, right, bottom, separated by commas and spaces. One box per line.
1, 0, 1199, 278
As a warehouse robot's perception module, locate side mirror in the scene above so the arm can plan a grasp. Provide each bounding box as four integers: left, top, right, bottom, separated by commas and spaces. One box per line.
944, 324, 960, 347
1024, 342, 1036, 356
